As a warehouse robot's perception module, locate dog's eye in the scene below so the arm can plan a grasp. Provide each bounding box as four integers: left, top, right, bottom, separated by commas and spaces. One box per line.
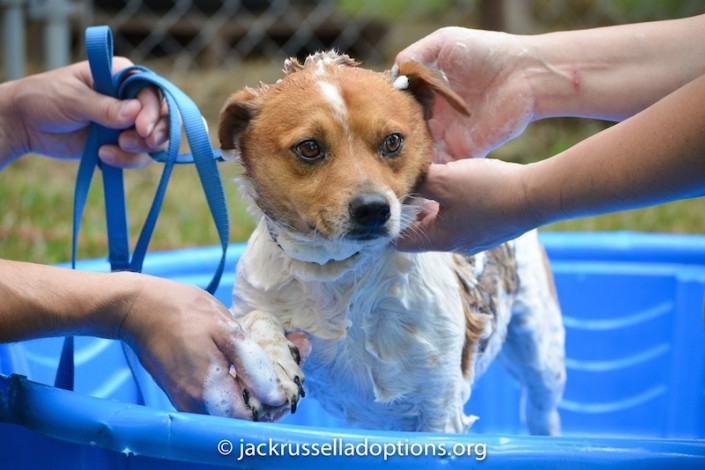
293, 139, 325, 162
381, 133, 403, 157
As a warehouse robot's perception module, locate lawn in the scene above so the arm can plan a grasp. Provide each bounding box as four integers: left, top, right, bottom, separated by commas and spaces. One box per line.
0, 154, 256, 264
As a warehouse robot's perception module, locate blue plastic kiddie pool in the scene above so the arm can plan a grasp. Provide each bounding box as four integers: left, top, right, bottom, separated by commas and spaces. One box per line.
1, 232, 704, 468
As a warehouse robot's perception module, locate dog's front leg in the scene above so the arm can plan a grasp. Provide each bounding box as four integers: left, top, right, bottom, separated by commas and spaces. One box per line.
235, 309, 306, 422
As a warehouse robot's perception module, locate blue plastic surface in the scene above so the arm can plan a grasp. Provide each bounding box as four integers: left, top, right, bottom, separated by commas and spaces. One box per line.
2, 231, 705, 467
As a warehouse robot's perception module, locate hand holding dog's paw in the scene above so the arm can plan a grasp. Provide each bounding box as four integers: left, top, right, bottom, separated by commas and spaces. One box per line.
234, 311, 309, 422
114, 275, 302, 419
200, 319, 309, 421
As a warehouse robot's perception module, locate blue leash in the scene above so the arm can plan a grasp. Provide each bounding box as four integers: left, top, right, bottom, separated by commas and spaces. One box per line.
56, 26, 230, 391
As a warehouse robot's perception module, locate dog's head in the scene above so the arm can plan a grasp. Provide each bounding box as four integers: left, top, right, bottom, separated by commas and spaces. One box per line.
219, 51, 468, 265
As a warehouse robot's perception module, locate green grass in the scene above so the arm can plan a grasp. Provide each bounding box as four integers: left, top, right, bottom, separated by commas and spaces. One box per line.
337, 0, 464, 19
0, 155, 256, 264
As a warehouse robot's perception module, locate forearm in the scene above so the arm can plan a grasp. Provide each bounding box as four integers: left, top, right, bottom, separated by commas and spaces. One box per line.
521, 14, 705, 121
0, 260, 136, 342
524, 73, 705, 226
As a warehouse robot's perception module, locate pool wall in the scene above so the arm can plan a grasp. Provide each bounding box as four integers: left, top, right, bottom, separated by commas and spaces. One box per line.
1, 232, 704, 467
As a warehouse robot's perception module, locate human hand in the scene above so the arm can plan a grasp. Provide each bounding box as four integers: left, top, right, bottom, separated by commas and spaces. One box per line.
397, 159, 541, 255
117, 274, 311, 418
4, 57, 167, 169
395, 27, 537, 161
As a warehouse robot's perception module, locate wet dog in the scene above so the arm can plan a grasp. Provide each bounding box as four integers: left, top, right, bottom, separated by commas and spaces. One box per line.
218, 51, 565, 434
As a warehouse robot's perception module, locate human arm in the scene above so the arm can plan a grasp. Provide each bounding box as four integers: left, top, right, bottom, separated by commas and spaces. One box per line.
397, 73, 705, 254
0, 58, 168, 171
395, 14, 705, 160
0, 259, 310, 418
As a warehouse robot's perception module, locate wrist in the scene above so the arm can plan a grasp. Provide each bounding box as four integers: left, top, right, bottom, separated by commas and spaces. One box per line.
518, 160, 561, 229
74, 271, 143, 340
99, 271, 151, 344
58, 270, 148, 341
517, 33, 588, 121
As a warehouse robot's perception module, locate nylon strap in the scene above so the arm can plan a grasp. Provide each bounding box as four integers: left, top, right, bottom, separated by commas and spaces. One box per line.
55, 26, 230, 390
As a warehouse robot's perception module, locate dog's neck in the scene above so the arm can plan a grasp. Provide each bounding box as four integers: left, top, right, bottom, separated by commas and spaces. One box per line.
265, 218, 361, 264
261, 217, 389, 282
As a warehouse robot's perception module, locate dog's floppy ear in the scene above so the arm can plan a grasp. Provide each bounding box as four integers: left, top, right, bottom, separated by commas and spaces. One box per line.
218, 88, 260, 162
393, 61, 470, 120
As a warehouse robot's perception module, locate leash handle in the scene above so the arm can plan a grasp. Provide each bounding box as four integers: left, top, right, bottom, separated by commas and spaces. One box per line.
57, 26, 230, 390
74, 25, 229, 286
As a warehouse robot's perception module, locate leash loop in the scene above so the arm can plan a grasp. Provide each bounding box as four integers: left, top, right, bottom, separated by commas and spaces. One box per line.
74, 25, 229, 287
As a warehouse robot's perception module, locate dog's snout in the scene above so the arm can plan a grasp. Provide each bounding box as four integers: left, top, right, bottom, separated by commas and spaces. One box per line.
349, 193, 391, 230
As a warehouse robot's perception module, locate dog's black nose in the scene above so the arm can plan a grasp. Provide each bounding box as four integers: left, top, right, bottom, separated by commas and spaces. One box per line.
349, 193, 391, 230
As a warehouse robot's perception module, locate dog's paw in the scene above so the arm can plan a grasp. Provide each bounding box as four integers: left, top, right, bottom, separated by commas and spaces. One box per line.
237, 311, 306, 421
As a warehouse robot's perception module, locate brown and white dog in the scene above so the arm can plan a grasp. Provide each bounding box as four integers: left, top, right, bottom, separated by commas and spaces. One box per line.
218, 51, 565, 434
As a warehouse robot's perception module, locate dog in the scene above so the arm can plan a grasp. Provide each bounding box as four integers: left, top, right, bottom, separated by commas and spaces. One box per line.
217, 51, 565, 434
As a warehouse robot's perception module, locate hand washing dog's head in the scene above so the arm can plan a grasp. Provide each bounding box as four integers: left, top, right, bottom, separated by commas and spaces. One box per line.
219, 51, 468, 266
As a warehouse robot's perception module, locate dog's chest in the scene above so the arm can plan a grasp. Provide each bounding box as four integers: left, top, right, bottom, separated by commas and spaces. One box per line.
232, 226, 471, 430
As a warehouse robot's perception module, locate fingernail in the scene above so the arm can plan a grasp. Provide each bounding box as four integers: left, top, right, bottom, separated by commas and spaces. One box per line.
121, 135, 138, 150
120, 100, 141, 121
149, 129, 165, 149
98, 146, 115, 164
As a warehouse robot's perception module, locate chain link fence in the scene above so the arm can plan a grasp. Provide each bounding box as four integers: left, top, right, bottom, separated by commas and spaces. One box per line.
3, 0, 705, 78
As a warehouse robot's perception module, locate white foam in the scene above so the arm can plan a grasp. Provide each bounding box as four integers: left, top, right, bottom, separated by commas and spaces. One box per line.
220, 148, 240, 162
392, 75, 409, 90
203, 361, 237, 417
